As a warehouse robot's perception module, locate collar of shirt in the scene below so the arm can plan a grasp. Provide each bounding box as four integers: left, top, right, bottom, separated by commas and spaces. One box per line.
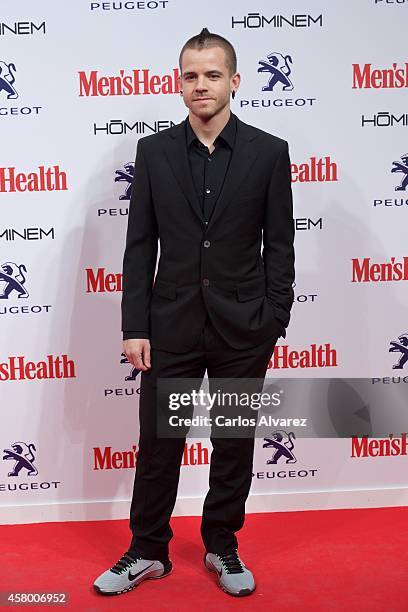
185, 112, 237, 151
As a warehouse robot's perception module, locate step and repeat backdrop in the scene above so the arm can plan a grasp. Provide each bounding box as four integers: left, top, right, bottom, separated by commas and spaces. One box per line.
1, 0, 408, 522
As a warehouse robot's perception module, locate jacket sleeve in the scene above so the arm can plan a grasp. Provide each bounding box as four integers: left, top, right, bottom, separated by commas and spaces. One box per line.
263, 140, 295, 331
121, 139, 158, 336
123, 331, 150, 341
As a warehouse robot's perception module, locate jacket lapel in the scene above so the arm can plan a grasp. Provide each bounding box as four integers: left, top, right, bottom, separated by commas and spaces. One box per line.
164, 120, 205, 224
207, 116, 260, 230
163, 113, 260, 228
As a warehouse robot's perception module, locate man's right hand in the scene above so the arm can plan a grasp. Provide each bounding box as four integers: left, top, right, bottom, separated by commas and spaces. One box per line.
123, 339, 151, 371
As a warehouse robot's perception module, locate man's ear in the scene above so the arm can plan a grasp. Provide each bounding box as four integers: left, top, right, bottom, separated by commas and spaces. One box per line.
231, 72, 241, 99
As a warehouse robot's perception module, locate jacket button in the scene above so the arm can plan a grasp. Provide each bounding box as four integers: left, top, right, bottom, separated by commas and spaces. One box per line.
203, 240, 210, 248
202, 278, 210, 287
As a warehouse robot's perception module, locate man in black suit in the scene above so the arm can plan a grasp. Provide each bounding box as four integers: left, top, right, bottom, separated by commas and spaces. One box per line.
94, 28, 295, 598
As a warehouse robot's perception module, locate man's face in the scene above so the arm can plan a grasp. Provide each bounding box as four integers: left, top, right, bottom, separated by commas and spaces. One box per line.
179, 46, 240, 120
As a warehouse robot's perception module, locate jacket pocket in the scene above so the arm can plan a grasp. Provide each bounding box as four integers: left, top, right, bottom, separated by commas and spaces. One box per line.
153, 279, 177, 300
236, 276, 265, 302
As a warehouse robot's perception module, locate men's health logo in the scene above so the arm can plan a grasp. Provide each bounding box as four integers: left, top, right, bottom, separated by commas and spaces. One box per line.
268, 343, 338, 369
85, 268, 122, 293
352, 62, 408, 89
351, 433, 408, 458
389, 333, 408, 370
78, 67, 180, 97
352, 257, 408, 282
0, 165, 67, 192
3, 442, 37, 477
0, 355, 75, 381
291, 156, 338, 183
115, 162, 134, 200
0, 262, 28, 299
258, 52, 293, 92
0, 60, 17, 99
263, 430, 297, 464
93, 442, 208, 470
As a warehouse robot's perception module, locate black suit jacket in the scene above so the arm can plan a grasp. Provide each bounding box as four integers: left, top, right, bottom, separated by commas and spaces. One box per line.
121, 112, 295, 353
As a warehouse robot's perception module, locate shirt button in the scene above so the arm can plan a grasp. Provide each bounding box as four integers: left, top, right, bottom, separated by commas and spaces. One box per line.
205, 188, 211, 194
207, 157, 212, 162
203, 240, 210, 248
204, 221, 208, 225
202, 278, 210, 287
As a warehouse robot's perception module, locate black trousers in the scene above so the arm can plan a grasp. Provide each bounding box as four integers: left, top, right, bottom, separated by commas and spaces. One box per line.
128, 314, 277, 563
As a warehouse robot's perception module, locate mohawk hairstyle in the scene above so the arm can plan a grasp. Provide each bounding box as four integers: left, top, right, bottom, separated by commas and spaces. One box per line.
179, 27, 237, 75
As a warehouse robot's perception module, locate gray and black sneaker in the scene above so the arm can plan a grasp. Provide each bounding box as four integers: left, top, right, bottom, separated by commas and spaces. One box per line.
93, 552, 172, 596
204, 549, 255, 597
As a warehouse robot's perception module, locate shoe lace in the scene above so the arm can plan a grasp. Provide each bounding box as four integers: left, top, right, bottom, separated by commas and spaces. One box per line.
110, 553, 141, 575
218, 549, 244, 574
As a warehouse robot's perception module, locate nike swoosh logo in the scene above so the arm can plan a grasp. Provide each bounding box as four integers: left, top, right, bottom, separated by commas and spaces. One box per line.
128, 562, 154, 581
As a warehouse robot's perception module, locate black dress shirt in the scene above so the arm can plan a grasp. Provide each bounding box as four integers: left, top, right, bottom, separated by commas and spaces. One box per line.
186, 112, 236, 222
123, 113, 237, 341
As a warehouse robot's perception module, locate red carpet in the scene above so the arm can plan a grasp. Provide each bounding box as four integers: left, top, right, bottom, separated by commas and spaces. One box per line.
1, 507, 408, 610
